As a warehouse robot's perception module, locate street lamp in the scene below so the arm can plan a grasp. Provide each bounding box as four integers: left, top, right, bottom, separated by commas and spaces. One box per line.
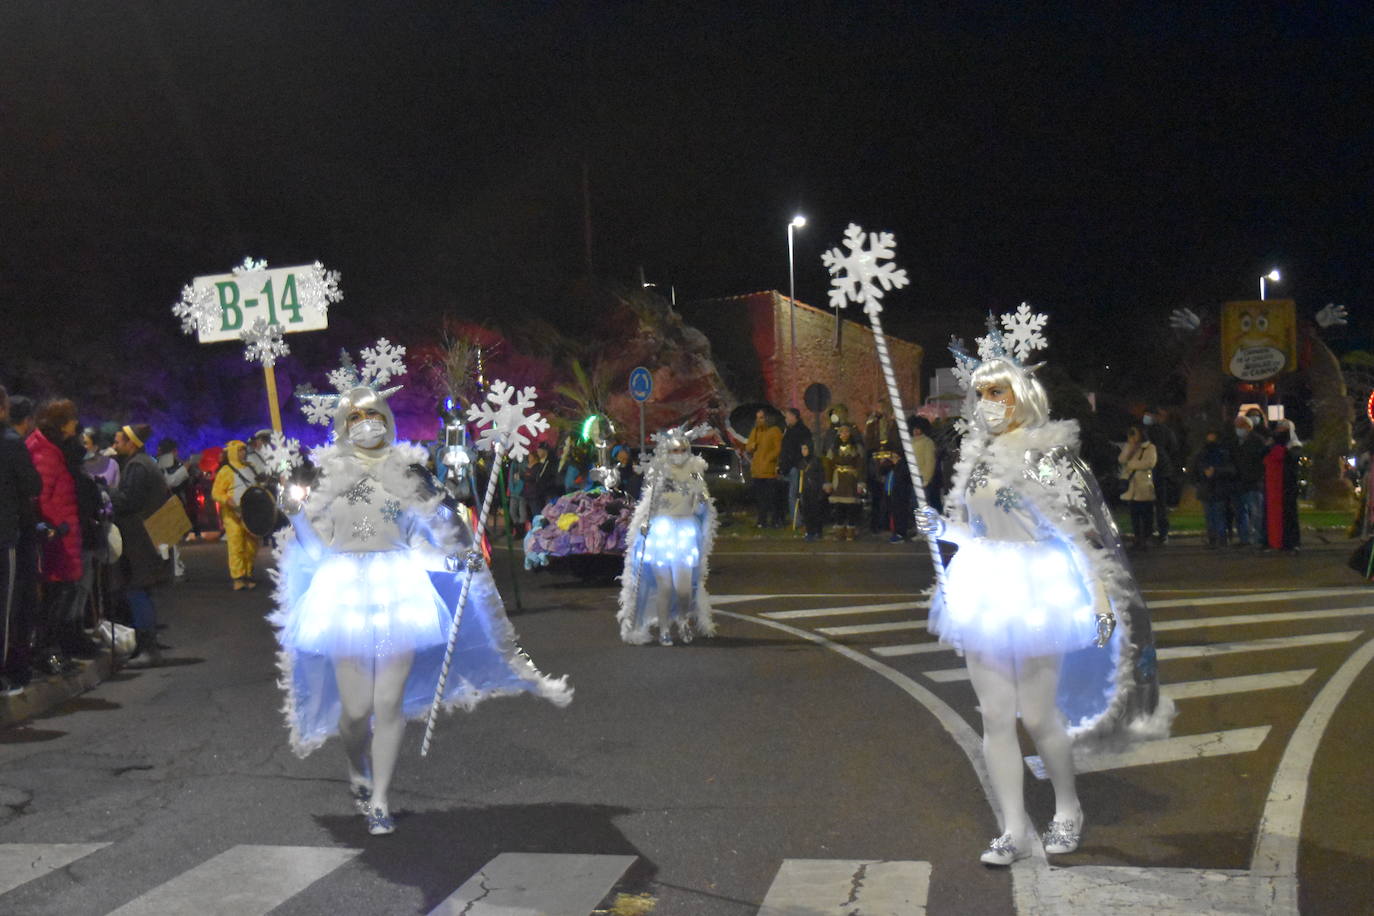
787, 214, 806, 407
1260, 268, 1281, 300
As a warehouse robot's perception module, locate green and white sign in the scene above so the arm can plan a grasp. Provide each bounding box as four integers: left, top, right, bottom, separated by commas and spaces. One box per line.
193, 264, 329, 343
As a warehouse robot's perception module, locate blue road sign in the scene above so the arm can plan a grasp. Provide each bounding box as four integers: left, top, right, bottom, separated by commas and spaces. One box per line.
629, 366, 653, 402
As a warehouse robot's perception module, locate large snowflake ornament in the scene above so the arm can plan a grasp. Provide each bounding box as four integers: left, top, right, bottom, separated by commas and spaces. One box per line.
1000, 302, 1049, 361
171, 282, 218, 335
360, 338, 407, 387
240, 318, 290, 367
465, 379, 549, 462
260, 432, 303, 475
822, 223, 909, 317
296, 261, 344, 319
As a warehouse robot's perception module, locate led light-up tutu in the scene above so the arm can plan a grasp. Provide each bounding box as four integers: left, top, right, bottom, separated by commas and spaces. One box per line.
271, 440, 571, 756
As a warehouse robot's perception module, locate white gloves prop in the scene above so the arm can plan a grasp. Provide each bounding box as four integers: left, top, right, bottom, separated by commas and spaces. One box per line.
914, 507, 945, 538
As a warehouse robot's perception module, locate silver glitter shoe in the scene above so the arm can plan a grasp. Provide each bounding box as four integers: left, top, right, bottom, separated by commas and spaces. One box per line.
1043, 814, 1084, 855
980, 832, 1030, 866
349, 783, 372, 815
366, 807, 395, 836
680, 624, 695, 644
658, 631, 673, 646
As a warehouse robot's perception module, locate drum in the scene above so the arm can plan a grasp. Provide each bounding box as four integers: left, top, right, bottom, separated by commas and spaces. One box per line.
241, 484, 285, 537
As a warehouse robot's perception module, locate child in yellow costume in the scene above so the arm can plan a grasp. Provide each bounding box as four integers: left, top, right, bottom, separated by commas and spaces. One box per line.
211, 440, 260, 590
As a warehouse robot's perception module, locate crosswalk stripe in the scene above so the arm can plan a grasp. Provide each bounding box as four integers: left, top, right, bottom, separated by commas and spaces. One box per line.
762, 600, 929, 620
1147, 587, 1373, 608
426, 853, 636, 916
0, 843, 110, 896
1163, 669, 1316, 700
758, 859, 932, 915
872, 642, 949, 658
1157, 631, 1363, 660
1153, 607, 1374, 631
105, 845, 360, 916
816, 620, 929, 636
1025, 726, 1271, 778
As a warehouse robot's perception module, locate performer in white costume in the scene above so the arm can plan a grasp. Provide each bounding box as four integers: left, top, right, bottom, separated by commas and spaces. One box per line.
617, 424, 717, 645
272, 353, 571, 837
918, 310, 1172, 866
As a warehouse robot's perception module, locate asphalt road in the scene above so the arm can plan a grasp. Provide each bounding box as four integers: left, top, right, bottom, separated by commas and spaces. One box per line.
1, 530, 1372, 915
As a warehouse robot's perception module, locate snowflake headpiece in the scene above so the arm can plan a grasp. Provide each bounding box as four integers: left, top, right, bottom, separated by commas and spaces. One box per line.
644, 423, 712, 474
948, 303, 1050, 392
295, 338, 409, 439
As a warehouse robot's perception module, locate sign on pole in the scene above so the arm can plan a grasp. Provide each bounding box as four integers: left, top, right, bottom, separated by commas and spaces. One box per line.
1220, 300, 1296, 381
629, 366, 653, 453
191, 264, 331, 344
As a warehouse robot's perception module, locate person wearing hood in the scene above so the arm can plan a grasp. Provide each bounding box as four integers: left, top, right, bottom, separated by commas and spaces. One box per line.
212, 439, 260, 590
270, 369, 571, 837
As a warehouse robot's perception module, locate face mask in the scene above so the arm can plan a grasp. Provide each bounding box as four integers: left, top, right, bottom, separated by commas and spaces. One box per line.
348, 418, 388, 449
668, 449, 690, 466
1236, 428, 1249, 440
976, 399, 1011, 432
1142, 415, 1155, 426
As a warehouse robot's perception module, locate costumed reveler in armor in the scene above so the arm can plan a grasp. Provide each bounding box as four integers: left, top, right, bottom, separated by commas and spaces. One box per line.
271, 345, 572, 837
916, 307, 1173, 866
617, 424, 717, 645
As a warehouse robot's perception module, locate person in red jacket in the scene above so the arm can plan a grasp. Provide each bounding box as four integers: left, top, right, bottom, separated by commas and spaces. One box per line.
26, 398, 83, 675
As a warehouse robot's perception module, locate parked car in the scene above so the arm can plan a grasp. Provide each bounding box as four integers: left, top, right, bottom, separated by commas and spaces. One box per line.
693, 444, 747, 509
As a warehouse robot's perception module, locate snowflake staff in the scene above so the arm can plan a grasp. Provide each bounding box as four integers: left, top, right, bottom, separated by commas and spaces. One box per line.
271, 350, 569, 837
420, 380, 552, 756
822, 223, 944, 585
914, 307, 1172, 867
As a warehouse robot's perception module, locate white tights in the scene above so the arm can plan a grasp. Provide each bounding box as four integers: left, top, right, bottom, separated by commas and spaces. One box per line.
965, 650, 1080, 842
334, 650, 415, 816
650, 562, 693, 636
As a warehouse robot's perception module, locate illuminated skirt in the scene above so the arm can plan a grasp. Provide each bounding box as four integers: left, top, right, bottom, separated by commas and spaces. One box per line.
280, 551, 449, 659
639, 515, 702, 569
929, 537, 1098, 658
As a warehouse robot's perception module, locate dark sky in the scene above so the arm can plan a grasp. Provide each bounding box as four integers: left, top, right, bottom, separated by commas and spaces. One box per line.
2, 1, 1370, 387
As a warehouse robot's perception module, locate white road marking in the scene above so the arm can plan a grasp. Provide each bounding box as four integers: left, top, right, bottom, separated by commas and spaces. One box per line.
1153, 606, 1374, 631
105, 845, 360, 916
1013, 864, 1271, 915
1146, 586, 1373, 608
1024, 727, 1271, 778
816, 620, 929, 636
762, 600, 929, 620
1251, 633, 1374, 912
758, 859, 932, 915
712, 593, 915, 606
0, 843, 109, 896
1162, 669, 1316, 700
426, 852, 636, 916
1157, 631, 1363, 660
872, 642, 950, 658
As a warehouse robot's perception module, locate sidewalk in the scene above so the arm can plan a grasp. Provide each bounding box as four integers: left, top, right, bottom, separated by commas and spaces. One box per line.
0, 650, 115, 729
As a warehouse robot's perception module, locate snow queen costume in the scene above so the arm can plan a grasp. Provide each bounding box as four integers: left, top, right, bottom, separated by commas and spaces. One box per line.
920, 306, 1172, 866
272, 343, 570, 835
616, 424, 718, 645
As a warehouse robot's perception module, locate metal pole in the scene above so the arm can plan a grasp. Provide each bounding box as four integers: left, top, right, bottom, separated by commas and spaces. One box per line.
1260, 275, 1266, 300
788, 224, 797, 408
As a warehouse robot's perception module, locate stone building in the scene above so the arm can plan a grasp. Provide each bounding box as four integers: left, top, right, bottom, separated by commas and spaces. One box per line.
680, 290, 923, 422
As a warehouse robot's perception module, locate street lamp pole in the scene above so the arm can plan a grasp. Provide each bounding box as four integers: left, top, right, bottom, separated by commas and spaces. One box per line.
1260, 268, 1281, 300
787, 215, 805, 407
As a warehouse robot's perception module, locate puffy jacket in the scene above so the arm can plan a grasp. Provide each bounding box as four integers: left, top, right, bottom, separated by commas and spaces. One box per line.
0, 427, 41, 548
746, 423, 783, 479
26, 429, 82, 581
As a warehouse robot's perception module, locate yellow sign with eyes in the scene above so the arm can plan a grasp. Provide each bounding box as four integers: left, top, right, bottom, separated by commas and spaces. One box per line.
1221, 299, 1297, 381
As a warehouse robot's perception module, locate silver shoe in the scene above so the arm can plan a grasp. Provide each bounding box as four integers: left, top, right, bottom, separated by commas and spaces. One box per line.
366, 807, 395, 836
349, 783, 372, 815
980, 832, 1030, 866
658, 631, 673, 646
1043, 814, 1083, 855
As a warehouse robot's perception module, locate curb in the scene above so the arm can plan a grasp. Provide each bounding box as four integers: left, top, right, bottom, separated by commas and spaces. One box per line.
0, 651, 114, 729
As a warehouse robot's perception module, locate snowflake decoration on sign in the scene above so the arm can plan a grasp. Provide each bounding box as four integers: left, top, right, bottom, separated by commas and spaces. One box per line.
259, 432, 303, 475
296, 261, 344, 319
822, 223, 910, 317
465, 380, 549, 462
360, 338, 407, 387
171, 282, 218, 335
1000, 302, 1049, 361
240, 318, 290, 367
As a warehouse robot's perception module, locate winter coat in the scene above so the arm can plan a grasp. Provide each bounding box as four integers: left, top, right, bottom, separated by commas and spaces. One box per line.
1118, 440, 1157, 502
26, 429, 81, 581
745, 423, 782, 479
1233, 431, 1267, 490
0, 426, 41, 549
111, 450, 171, 589
1191, 440, 1238, 501
778, 423, 812, 475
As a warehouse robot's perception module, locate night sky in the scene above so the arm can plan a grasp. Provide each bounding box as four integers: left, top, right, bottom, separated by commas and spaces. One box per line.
3, 2, 1370, 395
